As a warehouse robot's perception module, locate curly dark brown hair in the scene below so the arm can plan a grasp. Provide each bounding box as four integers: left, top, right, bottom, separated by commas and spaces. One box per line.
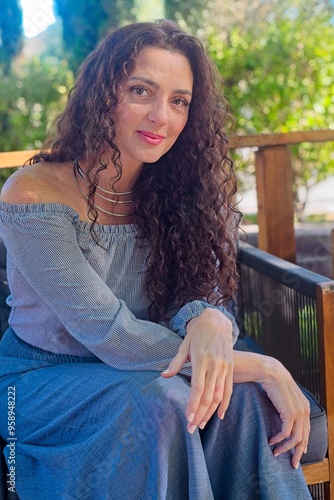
29, 19, 242, 321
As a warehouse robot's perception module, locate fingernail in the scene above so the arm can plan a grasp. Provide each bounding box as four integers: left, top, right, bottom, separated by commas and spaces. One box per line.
273, 452, 281, 457
161, 368, 169, 374
219, 412, 225, 420
188, 425, 197, 434
294, 462, 300, 470
304, 447, 308, 454
199, 421, 207, 430
187, 412, 195, 423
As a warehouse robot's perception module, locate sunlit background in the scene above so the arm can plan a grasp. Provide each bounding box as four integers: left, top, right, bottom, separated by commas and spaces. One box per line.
1, 0, 333, 228
20, 0, 165, 38
20, 0, 56, 38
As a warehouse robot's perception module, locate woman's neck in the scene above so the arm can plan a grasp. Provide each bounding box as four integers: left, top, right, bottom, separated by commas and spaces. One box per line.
73, 157, 141, 225
79, 157, 143, 194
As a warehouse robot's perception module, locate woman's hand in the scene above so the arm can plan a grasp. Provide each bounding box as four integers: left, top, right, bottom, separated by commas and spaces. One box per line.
257, 357, 310, 469
233, 351, 310, 468
161, 308, 234, 433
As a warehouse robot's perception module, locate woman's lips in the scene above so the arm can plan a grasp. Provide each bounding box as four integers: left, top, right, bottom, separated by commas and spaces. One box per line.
137, 130, 165, 145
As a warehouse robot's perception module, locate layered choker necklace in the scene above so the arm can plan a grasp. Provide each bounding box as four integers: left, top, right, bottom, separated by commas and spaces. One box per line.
73, 158, 135, 217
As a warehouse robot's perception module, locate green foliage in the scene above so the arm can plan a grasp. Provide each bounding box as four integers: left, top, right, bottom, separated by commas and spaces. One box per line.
133, 0, 164, 22
243, 310, 262, 341
298, 304, 318, 360
208, 2, 334, 133
0, 57, 73, 184
0, 57, 73, 151
203, 0, 334, 210
1, 0, 334, 211
164, 0, 207, 29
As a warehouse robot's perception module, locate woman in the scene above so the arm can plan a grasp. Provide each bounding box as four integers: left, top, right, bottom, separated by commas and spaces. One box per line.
0, 20, 311, 499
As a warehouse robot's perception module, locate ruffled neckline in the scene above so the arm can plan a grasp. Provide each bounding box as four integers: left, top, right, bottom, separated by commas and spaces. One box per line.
0, 200, 138, 236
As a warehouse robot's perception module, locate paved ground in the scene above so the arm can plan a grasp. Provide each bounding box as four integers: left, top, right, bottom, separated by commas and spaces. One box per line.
240, 222, 333, 279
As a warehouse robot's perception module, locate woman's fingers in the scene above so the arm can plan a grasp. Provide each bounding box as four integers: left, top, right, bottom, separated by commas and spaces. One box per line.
272, 429, 309, 469
270, 413, 310, 469
269, 419, 295, 446
161, 342, 189, 378
261, 370, 310, 468
289, 437, 309, 470
197, 372, 233, 428
217, 370, 233, 419
186, 362, 233, 432
186, 359, 214, 432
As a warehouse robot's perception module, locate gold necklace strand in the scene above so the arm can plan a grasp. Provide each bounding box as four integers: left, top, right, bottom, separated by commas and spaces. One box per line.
73, 161, 136, 217
74, 158, 134, 196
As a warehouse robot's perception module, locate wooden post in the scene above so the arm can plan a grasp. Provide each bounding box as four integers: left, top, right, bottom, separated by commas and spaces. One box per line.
255, 145, 296, 262
331, 229, 334, 280
317, 281, 334, 499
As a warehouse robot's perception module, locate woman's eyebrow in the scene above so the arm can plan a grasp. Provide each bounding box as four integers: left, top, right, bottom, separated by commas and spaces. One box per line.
127, 76, 192, 96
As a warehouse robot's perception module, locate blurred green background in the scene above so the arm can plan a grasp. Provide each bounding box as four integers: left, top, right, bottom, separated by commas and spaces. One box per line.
0, 0, 333, 220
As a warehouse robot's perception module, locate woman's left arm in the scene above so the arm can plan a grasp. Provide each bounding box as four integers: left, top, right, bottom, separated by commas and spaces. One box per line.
233, 351, 310, 469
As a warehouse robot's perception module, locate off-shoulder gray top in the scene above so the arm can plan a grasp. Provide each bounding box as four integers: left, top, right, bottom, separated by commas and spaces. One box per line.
0, 202, 238, 374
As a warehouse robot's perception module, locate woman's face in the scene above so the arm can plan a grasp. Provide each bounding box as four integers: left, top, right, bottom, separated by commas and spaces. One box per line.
113, 46, 193, 170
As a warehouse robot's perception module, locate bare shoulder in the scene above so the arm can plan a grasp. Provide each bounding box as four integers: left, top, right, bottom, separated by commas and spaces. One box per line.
0, 162, 72, 204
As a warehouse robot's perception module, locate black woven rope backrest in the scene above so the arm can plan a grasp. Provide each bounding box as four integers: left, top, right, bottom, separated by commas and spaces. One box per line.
238, 243, 333, 401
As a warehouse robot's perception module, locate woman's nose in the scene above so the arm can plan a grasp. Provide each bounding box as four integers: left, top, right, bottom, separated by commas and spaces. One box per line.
147, 100, 168, 126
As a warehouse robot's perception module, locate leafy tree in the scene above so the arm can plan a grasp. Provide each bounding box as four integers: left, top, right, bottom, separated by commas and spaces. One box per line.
1, 0, 333, 217
164, 0, 207, 29
54, 0, 108, 73
0, 0, 23, 73
55, 0, 207, 72
203, 0, 334, 214
0, 56, 73, 184
54, 0, 136, 73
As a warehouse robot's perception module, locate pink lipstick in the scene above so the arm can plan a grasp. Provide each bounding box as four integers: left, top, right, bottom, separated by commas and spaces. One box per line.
137, 130, 165, 145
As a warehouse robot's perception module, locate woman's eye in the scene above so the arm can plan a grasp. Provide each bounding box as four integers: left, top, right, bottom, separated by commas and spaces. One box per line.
173, 97, 190, 107
131, 86, 148, 96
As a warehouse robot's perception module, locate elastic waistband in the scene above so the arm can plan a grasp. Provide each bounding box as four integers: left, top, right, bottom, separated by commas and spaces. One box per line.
0, 327, 100, 364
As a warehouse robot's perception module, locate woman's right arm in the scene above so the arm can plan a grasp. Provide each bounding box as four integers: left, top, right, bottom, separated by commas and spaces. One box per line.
0, 201, 190, 372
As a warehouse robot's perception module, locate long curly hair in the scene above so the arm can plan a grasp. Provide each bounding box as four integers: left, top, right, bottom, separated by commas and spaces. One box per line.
30, 19, 242, 321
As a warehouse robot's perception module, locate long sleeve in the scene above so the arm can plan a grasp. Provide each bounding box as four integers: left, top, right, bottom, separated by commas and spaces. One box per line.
170, 301, 239, 344
0, 203, 193, 373
0, 202, 238, 373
